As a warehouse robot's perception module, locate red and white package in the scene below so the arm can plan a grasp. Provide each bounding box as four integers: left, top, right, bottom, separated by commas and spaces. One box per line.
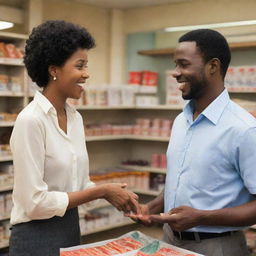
60, 231, 204, 256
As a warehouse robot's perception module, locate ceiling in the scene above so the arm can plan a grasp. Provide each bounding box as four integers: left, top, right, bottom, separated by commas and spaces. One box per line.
0, 0, 191, 9
75, 0, 191, 9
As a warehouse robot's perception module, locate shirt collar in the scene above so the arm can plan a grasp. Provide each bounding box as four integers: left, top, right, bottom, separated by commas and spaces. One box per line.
34, 91, 54, 114
183, 89, 230, 125
34, 91, 76, 115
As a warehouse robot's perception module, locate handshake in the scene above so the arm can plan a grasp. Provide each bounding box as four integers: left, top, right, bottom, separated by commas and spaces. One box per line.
103, 183, 200, 232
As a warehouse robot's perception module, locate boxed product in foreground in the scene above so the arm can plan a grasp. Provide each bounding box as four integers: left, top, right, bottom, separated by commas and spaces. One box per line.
60, 231, 204, 256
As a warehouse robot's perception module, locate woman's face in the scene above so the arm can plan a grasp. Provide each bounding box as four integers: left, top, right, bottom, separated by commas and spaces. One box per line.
55, 48, 89, 99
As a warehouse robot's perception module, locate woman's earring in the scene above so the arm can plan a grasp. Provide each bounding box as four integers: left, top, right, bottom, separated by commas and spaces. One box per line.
53, 76, 57, 81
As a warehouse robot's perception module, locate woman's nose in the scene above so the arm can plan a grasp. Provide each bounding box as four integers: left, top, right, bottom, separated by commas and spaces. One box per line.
82, 71, 89, 79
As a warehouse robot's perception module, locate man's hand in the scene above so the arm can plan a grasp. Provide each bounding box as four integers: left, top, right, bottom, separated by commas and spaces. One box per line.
125, 204, 152, 226
149, 205, 202, 231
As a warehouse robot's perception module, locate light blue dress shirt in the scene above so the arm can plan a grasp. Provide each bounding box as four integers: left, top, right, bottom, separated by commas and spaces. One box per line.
164, 89, 256, 233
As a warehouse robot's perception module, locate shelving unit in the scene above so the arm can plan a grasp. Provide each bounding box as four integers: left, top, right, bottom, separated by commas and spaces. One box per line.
82, 219, 134, 236
86, 135, 169, 142
137, 41, 256, 56
120, 165, 166, 174
0, 31, 28, 250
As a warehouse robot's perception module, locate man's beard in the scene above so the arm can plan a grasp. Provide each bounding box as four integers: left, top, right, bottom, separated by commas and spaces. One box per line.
182, 77, 207, 100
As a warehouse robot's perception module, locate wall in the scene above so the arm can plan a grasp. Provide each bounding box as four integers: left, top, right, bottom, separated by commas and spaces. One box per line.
42, 0, 111, 85
123, 0, 256, 34
124, 0, 256, 103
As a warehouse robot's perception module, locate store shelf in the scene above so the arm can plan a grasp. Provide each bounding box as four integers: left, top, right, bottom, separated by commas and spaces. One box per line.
0, 239, 9, 249
82, 219, 134, 235
0, 121, 15, 127
77, 105, 134, 110
0, 184, 13, 192
138, 48, 176, 56
228, 88, 256, 93
0, 92, 24, 97
120, 165, 166, 174
0, 31, 28, 40
136, 105, 183, 110
132, 188, 161, 196
86, 135, 169, 142
138, 41, 256, 56
250, 225, 256, 230
0, 215, 10, 221
0, 156, 12, 162
76, 105, 183, 110
0, 58, 24, 66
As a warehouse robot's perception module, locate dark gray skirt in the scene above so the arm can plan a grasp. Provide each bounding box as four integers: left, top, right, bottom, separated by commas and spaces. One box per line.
9, 207, 81, 256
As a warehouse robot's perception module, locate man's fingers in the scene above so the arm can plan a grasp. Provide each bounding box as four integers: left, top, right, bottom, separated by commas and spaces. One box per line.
149, 213, 176, 223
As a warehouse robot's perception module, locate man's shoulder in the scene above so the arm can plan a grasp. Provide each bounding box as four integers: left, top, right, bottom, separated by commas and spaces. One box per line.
226, 100, 256, 129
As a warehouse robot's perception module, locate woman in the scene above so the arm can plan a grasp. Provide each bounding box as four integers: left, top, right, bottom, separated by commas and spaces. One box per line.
9, 20, 140, 256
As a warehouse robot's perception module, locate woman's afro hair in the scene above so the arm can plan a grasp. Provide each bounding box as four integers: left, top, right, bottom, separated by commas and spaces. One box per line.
24, 20, 95, 87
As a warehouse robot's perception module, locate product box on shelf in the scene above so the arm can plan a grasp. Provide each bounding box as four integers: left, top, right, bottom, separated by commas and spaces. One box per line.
225, 66, 256, 92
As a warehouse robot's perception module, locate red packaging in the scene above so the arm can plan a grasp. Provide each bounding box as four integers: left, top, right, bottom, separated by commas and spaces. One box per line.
151, 154, 160, 168
159, 154, 167, 169
128, 71, 142, 85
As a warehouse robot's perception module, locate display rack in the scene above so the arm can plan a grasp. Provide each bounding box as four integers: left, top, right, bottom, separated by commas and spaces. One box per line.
0, 31, 28, 250
138, 41, 256, 56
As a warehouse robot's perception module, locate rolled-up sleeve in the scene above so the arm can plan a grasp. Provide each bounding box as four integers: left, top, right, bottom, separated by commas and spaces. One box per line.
11, 114, 69, 221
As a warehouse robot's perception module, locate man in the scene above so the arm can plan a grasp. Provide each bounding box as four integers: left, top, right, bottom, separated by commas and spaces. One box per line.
130, 29, 256, 256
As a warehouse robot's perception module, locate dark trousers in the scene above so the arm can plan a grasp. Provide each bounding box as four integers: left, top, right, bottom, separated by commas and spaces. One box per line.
9, 207, 80, 256
163, 224, 249, 256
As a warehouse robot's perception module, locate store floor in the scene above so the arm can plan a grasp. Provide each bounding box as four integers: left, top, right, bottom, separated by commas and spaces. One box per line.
82, 223, 163, 245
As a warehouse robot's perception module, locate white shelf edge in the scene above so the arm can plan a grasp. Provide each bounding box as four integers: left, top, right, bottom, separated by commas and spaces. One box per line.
0, 215, 10, 221
0, 156, 13, 162
0, 121, 15, 127
228, 88, 256, 93
0, 58, 24, 66
0, 184, 13, 192
120, 165, 166, 174
250, 225, 256, 230
76, 105, 183, 110
0, 92, 24, 97
0, 31, 28, 40
76, 105, 134, 110
0, 239, 9, 249
81, 219, 134, 236
132, 188, 161, 196
86, 135, 169, 142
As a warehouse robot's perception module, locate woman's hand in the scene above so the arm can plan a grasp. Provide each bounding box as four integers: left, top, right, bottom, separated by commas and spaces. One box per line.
101, 183, 140, 214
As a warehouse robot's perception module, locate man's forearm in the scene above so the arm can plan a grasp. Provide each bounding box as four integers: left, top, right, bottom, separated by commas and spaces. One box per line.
147, 190, 164, 214
201, 199, 256, 227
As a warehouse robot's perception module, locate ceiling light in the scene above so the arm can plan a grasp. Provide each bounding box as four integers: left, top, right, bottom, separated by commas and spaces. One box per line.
0, 21, 13, 30
164, 20, 256, 32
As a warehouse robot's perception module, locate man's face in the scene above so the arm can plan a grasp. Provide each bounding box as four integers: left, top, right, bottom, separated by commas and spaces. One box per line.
173, 41, 208, 100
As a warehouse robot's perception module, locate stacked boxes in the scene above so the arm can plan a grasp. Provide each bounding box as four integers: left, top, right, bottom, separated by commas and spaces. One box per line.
225, 66, 256, 91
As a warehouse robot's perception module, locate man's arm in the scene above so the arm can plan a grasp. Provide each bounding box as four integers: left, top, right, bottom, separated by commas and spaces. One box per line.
150, 197, 256, 231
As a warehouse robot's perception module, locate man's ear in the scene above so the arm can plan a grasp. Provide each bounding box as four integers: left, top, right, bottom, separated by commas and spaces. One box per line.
208, 58, 220, 75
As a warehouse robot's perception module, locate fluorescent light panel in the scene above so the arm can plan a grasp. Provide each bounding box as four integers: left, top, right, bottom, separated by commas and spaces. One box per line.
0, 21, 13, 30
165, 20, 256, 32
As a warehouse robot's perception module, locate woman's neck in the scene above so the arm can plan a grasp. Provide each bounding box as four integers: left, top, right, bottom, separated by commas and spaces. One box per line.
42, 84, 66, 114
